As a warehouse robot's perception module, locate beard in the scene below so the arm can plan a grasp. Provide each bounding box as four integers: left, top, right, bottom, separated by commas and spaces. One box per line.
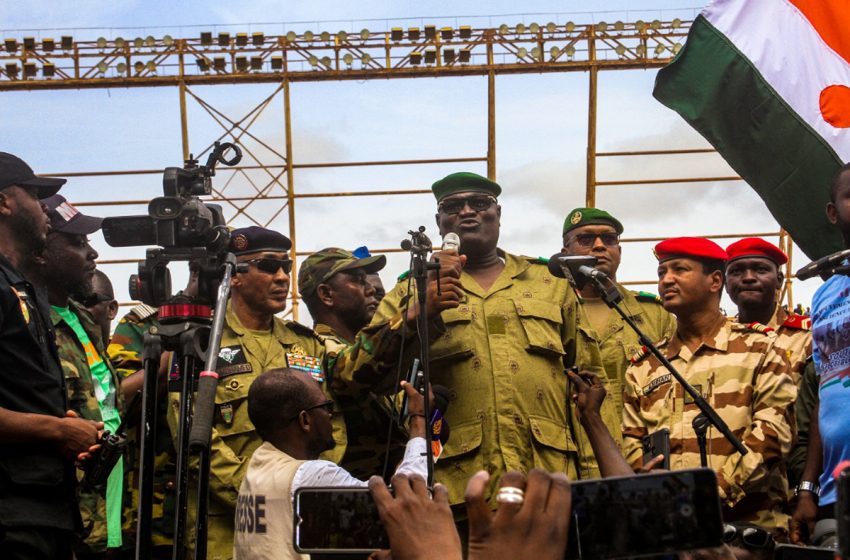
10, 208, 47, 256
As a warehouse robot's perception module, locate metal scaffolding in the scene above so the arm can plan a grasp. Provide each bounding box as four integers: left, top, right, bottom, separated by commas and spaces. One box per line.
0, 18, 796, 316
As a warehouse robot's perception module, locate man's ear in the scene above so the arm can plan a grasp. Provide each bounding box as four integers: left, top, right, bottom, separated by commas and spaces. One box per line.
709, 269, 725, 294
107, 300, 119, 321
0, 191, 12, 217
297, 410, 311, 432
316, 283, 333, 307
827, 201, 839, 225
776, 269, 785, 286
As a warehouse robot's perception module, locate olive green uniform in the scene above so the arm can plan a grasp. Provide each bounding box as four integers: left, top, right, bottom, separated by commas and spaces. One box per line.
369, 252, 602, 508
53, 300, 125, 554
623, 317, 797, 533
572, 286, 676, 478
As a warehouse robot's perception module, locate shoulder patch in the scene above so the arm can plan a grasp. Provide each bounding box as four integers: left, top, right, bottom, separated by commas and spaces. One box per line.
782, 313, 811, 330
634, 291, 663, 304
285, 320, 320, 338
130, 303, 158, 321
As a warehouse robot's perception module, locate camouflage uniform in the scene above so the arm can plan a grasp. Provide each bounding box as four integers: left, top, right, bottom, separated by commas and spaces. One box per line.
175, 301, 410, 560
623, 317, 797, 533
369, 252, 601, 508
572, 286, 676, 478
106, 303, 176, 553
52, 300, 125, 554
755, 305, 811, 384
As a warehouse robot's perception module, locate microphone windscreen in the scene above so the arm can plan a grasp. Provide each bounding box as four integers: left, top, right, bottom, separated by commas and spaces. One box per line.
442, 232, 461, 252
547, 253, 568, 278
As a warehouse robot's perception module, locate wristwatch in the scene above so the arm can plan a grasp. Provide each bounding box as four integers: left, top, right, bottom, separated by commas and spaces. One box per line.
795, 481, 820, 498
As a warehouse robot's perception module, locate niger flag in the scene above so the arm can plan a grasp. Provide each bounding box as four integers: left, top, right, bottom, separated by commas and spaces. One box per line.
653, 0, 850, 260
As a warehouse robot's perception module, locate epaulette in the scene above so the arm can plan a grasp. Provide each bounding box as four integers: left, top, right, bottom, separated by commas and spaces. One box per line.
743, 321, 774, 334
634, 290, 663, 305
397, 270, 411, 282
285, 320, 320, 338
782, 313, 812, 330
129, 303, 158, 321
628, 345, 651, 364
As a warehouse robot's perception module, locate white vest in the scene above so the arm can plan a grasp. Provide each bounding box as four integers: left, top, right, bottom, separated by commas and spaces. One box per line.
233, 442, 307, 560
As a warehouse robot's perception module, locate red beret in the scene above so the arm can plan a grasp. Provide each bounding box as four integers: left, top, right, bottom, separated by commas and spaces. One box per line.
654, 237, 728, 263
725, 237, 787, 265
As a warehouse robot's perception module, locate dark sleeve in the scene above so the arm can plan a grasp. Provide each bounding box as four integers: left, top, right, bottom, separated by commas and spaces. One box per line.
788, 357, 818, 487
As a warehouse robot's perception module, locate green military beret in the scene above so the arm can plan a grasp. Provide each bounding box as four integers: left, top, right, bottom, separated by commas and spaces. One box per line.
431, 171, 501, 201
299, 247, 386, 298
562, 207, 624, 235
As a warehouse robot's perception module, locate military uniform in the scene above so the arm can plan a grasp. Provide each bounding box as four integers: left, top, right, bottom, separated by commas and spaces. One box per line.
572, 286, 675, 478
622, 317, 796, 533
370, 251, 600, 508
52, 300, 125, 554
107, 303, 176, 553
767, 306, 812, 385
314, 323, 407, 480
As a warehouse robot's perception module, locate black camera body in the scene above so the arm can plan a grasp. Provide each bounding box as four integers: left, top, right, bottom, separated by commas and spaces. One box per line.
82, 430, 128, 489
102, 142, 241, 306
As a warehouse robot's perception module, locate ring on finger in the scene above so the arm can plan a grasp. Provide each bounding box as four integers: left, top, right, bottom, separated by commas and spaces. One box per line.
496, 486, 525, 504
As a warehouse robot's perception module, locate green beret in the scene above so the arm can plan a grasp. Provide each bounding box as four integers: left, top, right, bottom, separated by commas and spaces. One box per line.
562, 207, 624, 235
299, 247, 386, 298
431, 172, 501, 201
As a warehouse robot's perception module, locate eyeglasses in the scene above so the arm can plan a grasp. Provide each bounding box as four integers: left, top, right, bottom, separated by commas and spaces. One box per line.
288, 399, 335, 422
722, 524, 772, 549
78, 292, 113, 307
438, 195, 497, 215
568, 232, 620, 248
242, 258, 293, 275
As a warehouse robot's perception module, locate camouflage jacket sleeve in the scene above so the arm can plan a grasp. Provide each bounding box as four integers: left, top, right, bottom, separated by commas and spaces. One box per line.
788, 357, 818, 487
329, 277, 441, 396
621, 362, 648, 467
715, 340, 797, 506
107, 311, 150, 380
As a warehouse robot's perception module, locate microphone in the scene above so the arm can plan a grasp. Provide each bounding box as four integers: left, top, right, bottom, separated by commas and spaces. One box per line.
796, 248, 850, 280
441, 232, 460, 253
547, 254, 598, 289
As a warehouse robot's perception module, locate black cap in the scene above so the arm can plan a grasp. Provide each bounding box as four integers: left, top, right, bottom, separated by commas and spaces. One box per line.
0, 152, 65, 199
43, 194, 103, 235
229, 226, 292, 256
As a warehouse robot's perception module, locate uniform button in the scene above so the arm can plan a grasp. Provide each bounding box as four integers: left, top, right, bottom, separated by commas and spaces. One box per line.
536, 389, 544, 401
514, 415, 523, 426
229, 380, 239, 390
459, 305, 469, 313
477, 411, 485, 422
516, 304, 524, 313
543, 276, 551, 284
472, 358, 481, 370
523, 291, 532, 298
166, 481, 175, 490
547, 341, 556, 350
509, 360, 519, 372
449, 389, 458, 401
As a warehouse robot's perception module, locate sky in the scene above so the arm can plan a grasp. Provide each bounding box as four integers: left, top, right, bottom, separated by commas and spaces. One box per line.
1, 1, 824, 323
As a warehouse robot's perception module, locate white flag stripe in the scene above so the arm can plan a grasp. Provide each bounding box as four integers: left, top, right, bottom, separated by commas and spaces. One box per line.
704, 0, 850, 162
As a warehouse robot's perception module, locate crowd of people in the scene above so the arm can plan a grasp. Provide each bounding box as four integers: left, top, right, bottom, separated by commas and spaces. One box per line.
0, 149, 848, 560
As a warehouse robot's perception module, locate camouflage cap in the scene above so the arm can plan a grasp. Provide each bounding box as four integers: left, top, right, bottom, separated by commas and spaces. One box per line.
229, 226, 291, 256
298, 247, 387, 297
563, 207, 624, 235
431, 171, 501, 201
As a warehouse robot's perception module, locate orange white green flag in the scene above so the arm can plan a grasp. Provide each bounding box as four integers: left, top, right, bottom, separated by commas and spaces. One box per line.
653, 0, 850, 259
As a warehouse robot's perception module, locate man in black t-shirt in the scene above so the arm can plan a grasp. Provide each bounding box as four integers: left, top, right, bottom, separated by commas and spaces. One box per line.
0, 152, 102, 559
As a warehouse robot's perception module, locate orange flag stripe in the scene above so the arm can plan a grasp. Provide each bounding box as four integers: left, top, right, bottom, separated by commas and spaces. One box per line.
787, 0, 850, 65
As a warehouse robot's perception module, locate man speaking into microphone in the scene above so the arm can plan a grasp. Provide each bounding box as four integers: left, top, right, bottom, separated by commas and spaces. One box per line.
370, 172, 604, 516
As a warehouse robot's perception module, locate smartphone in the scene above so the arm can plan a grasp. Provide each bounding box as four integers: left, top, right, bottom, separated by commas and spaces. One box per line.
566, 468, 723, 559
641, 428, 671, 470
293, 487, 388, 553
773, 544, 834, 559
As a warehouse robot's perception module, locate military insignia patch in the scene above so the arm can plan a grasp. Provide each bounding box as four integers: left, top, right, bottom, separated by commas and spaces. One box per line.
570, 211, 583, 225
286, 353, 324, 382
216, 345, 252, 378
642, 373, 671, 396
684, 384, 702, 405
219, 403, 233, 424
233, 234, 249, 251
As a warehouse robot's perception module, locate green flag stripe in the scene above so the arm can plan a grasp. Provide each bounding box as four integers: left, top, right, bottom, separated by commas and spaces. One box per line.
653, 14, 844, 260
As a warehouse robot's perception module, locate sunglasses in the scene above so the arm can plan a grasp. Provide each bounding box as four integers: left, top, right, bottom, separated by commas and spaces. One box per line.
722, 524, 772, 549
568, 232, 620, 248
241, 258, 293, 275
438, 195, 497, 215
78, 292, 113, 307
288, 399, 335, 422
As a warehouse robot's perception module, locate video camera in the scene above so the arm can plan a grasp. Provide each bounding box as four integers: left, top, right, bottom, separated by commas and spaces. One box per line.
101, 142, 241, 307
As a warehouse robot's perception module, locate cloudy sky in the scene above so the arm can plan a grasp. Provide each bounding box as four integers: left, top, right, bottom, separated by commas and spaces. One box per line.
2, 1, 822, 322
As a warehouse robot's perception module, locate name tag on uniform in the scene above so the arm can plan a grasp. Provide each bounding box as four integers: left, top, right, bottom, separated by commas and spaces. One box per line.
217, 345, 252, 378
642, 374, 672, 396
286, 353, 324, 382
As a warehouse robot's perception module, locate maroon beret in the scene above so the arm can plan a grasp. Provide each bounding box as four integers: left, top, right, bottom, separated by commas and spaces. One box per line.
654, 237, 728, 263
725, 238, 787, 265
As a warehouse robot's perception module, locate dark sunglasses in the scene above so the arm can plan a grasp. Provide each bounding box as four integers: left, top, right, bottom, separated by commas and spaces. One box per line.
288, 399, 335, 422
722, 524, 772, 549
569, 232, 620, 248
438, 195, 497, 215
241, 258, 293, 275
78, 293, 113, 307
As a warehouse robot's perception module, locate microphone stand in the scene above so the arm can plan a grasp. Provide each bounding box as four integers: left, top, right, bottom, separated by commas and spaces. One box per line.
400, 226, 440, 487
575, 267, 748, 465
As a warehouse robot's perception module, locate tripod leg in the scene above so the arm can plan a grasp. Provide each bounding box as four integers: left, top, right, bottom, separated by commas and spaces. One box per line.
136, 332, 162, 560
172, 353, 198, 560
